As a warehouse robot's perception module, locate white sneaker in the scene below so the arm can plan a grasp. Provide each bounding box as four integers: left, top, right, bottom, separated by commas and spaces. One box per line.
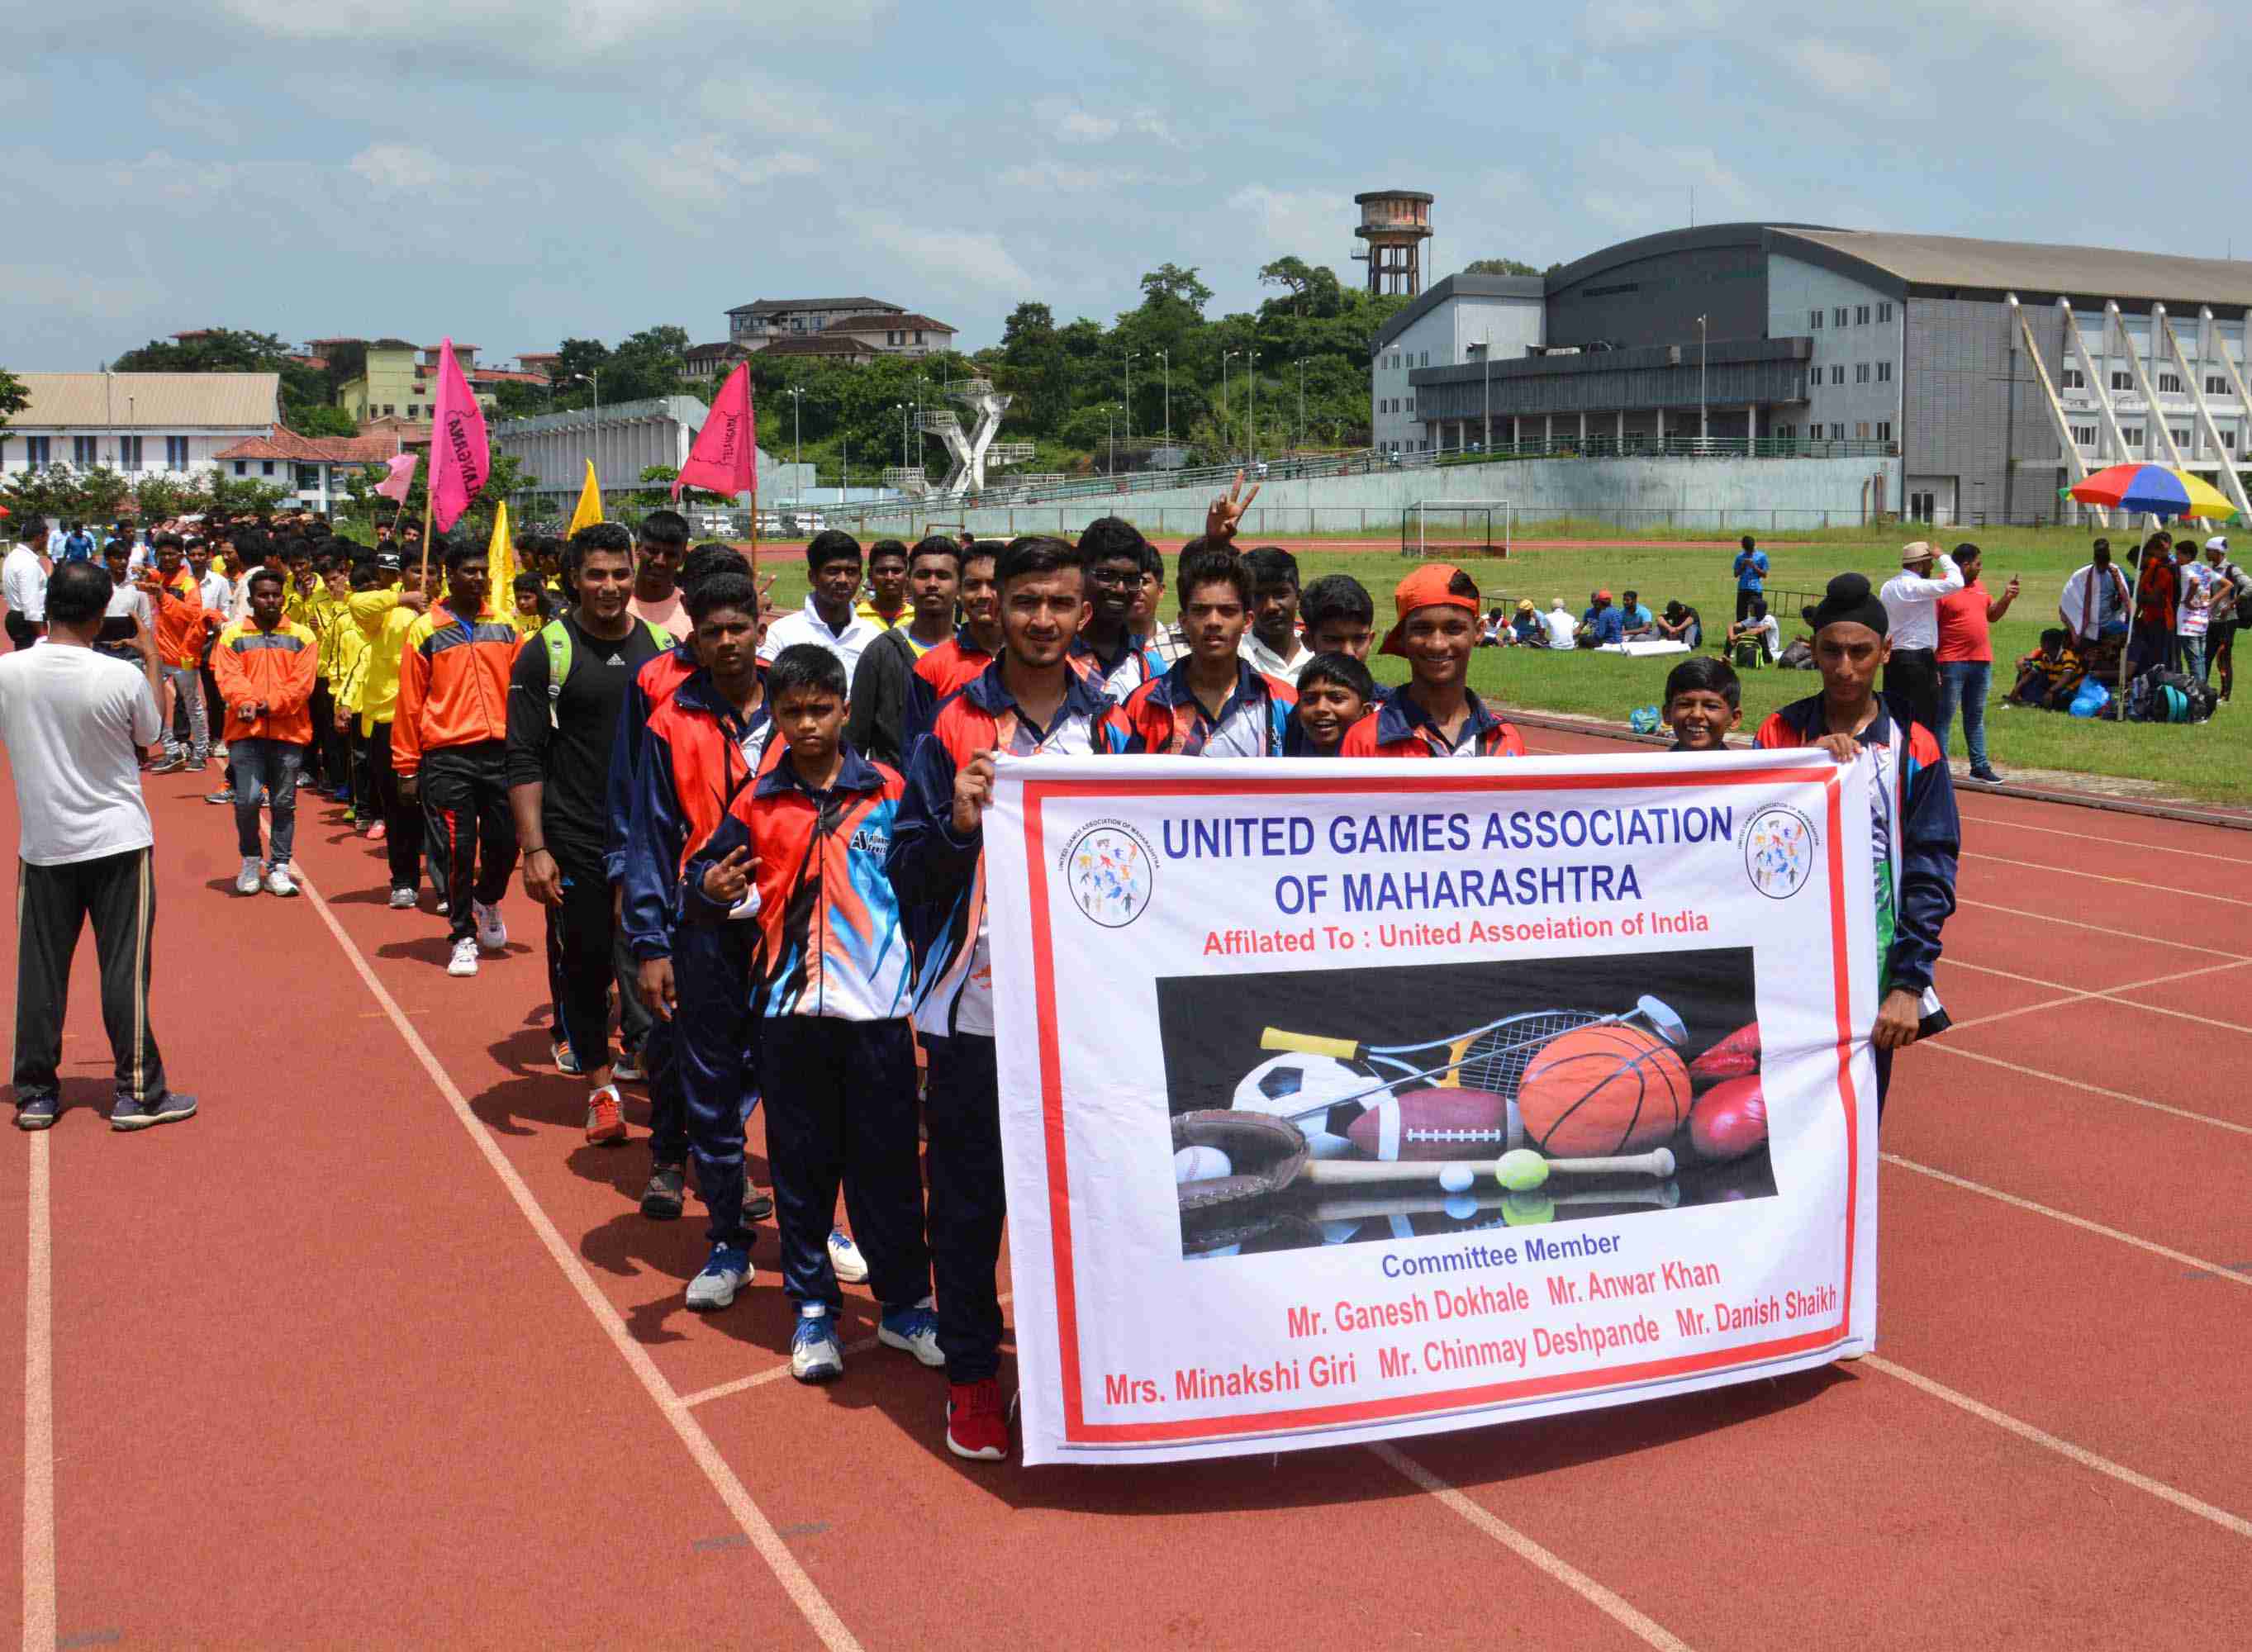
828, 1227, 869, 1284
447, 936, 480, 977
263, 864, 297, 897
791, 1310, 846, 1383
387, 886, 418, 909
435, 900, 449, 916
235, 857, 262, 895
686, 1244, 753, 1312
473, 900, 507, 952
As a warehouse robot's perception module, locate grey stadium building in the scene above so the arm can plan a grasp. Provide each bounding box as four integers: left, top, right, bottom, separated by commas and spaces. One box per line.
1376, 224, 2252, 528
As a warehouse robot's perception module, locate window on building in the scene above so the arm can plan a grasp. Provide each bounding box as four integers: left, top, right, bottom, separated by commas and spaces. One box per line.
165, 436, 188, 471
1831, 364, 1845, 384
234, 460, 247, 476
1420, 351, 1429, 367
383, 404, 396, 415
1855, 421, 1870, 440
1830, 422, 1846, 439
405, 404, 417, 419
2158, 372, 2183, 393
1878, 301, 1893, 322
23, 437, 50, 467
1876, 420, 1893, 442
71, 436, 96, 468
2169, 427, 2192, 449
2071, 425, 2096, 446
2225, 430, 2238, 451
2122, 427, 2144, 447
262, 460, 275, 476
1776, 423, 1795, 439
1832, 306, 1848, 326
2110, 373, 2132, 392
914, 330, 925, 344
1855, 363, 1871, 383
1405, 397, 1415, 413
1855, 305, 1870, 325
2207, 375, 2229, 395
1810, 309, 1824, 329
1877, 361, 1893, 382
2062, 368, 2085, 390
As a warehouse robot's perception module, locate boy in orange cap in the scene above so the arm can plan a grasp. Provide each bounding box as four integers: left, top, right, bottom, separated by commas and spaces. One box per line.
1341, 564, 1525, 757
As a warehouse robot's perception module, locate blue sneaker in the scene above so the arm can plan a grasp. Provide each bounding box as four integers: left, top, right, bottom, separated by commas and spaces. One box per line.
111, 1091, 196, 1132
877, 1297, 943, 1367
686, 1244, 751, 1311
13, 1094, 57, 1131
790, 1312, 844, 1384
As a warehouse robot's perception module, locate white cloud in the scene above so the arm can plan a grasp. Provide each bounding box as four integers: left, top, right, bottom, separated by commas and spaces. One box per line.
0, 264, 166, 324
1033, 97, 1119, 144
843, 211, 1034, 298
612, 138, 821, 222
692, 72, 845, 144
1227, 184, 1351, 264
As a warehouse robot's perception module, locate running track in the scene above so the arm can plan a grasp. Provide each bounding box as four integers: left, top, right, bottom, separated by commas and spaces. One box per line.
3, 726, 2249, 1650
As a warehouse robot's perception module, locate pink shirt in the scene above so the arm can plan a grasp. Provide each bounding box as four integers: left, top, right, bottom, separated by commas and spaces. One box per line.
1936, 580, 1992, 663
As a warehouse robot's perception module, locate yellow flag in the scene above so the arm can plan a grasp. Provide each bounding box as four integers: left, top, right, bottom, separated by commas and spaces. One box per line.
487, 498, 517, 618
566, 459, 604, 539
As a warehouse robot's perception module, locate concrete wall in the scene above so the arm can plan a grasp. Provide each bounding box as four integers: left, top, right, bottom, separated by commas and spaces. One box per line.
850, 453, 1900, 539
1905, 296, 2068, 527
1373, 295, 1542, 456
1768, 254, 1900, 444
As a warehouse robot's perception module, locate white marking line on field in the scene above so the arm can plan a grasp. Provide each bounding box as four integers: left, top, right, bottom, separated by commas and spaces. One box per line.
1964, 851, 2252, 909
680, 1294, 1015, 1410
1916, 1043, 2252, 1137
1955, 899, 2251, 960
1863, 1356, 2252, 1540
1944, 958, 2252, 1037
21, 1131, 53, 1652
1370, 1444, 1694, 1651
296, 873, 861, 1652
1958, 810, 2247, 866
1883, 1154, 2252, 1284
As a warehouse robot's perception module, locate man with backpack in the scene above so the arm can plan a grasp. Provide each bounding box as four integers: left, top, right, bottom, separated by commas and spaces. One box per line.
506, 525, 672, 1137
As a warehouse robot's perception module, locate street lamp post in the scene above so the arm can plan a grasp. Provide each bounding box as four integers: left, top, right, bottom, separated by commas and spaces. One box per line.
1222, 350, 1242, 462
1697, 315, 1708, 447
1472, 337, 1491, 454
786, 386, 806, 484
1107, 405, 1118, 477
1125, 351, 1139, 440
1295, 356, 1306, 453
1246, 349, 1257, 465
1157, 350, 1171, 449
895, 403, 909, 471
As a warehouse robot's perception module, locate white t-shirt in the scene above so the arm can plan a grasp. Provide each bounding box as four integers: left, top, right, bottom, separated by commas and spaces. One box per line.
1240, 630, 1313, 684
0, 644, 163, 865
1541, 607, 1578, 648
104, 581, 154, 631
759, 597, 883, 682
2, 545, 48, 624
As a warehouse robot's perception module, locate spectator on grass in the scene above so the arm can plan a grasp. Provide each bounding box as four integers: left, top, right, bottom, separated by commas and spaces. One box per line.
1510, 599, 1542, 646
1732, 534, 1768, 622
2007, 630, 2083, 710
1577, 590, 1623, 648
1935, 544, 2017, 786
1300, 573, 1375, 661
2174, 538, 2221, 686
1540, 598, 1576, 649
1723, 597, 1780, 668
2204, 538, 2245, 702
0, 561, 194, 1132
1480, 606, 1509, 647
2060, 539, 2131, 653
1618, 590, 1655, 639
1878, 541, 1964, 735
1654, 599, 1702, 649
2129, 532, 2178, 674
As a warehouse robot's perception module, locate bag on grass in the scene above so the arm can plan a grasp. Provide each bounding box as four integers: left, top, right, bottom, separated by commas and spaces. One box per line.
1776, 639, 1815, 670
1628, 705, 1660, 735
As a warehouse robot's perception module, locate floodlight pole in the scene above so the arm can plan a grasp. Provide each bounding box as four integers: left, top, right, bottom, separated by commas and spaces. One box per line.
1157, 350, 1170, 449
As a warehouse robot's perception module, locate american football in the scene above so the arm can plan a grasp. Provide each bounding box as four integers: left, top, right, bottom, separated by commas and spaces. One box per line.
1344, 1086, 1522, 1161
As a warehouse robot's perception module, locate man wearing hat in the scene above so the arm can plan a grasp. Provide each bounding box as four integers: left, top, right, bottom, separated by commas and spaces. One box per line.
1577, 589, 1623, 649
1877, 542, 1962, 735
1756, 572, 1959, 1113
1510, 597, 1543, 647
2205, 537, 2245, 702
1342, 565, 1524, 757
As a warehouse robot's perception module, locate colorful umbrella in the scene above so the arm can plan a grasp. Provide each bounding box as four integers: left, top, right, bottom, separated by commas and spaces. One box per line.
2066, 463, 2237, 521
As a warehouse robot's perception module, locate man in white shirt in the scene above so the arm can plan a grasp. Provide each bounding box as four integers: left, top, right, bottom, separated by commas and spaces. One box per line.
3, 525, 49, 652
759, 530, 882, 681
1879, 540, 1963, 734
1238, 546, 1314, 683
0, 562, 196, 1132
1540, 597, 1578, 650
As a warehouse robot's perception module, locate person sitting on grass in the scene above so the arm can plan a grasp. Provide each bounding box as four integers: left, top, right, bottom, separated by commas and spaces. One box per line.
1654, 599, 1702, 649
1510, 598, 1542, 646
1540, 597, 1576, 650
2007, 629, 2083, 710
1342, 565, 1526, 757
1576, 590, 1622, 648
1723, 596, 1779, 668
1661, 656, 1741, 752
1285, 651, 1375, 756
1618, 589, 1655, 640
1755, 572, 1958, 1116
1480, 606, 1509, 647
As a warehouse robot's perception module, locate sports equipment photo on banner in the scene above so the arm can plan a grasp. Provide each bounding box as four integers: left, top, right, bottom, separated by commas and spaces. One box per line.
985, 749, 1879, 1466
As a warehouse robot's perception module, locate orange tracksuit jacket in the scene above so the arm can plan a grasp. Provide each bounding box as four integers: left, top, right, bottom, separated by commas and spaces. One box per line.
392, 603, 523, 781
211, 618, 319, 743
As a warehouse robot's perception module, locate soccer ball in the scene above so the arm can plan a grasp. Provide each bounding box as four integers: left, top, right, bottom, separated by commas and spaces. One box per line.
1231, 1052, 1384, 1159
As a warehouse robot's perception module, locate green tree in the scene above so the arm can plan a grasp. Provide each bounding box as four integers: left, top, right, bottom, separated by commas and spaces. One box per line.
1463, 257, 1542, 277
110, 327, 341, 435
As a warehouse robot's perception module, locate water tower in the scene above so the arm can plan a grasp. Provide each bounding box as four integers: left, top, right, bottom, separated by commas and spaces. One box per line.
1352, 188, 1433, 297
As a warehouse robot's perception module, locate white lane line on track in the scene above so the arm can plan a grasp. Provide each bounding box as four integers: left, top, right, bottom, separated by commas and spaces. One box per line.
296, 872, 862, 1652
1369, 1444, 1695, 1651
1963, 852, 2252, 909
1912, 1042, 2252, 1137
679, 1294, 1015, 1409
1883, 1154, 2252, 1284
1956, 810, 2248, 865
1954, 900, 2251, 960
1862, 1357, 2252, 1540
1937, 958, 2252, 1034
21, 1131, 52, 1652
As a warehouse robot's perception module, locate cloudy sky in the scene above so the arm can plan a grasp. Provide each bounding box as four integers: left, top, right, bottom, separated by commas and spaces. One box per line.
7, 1, 2239, 370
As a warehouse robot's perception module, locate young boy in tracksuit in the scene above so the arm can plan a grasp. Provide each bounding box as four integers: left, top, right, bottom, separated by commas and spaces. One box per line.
1342, 564, 1527, 759
681, 643, 940, 1384
1121, 544, 1295, 756
887, 535, 1143, 1460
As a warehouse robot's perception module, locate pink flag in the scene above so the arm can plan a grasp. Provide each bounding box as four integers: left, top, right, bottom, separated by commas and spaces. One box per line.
428, 338, 490, 532
373, 453, 418, 503
674, 363, 758, 500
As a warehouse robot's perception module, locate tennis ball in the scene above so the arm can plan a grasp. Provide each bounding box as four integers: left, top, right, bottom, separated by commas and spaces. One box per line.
1437, 1163, 1475, 1194
1501, 1191, 1555, 1226
1495, 1148, 1549, 1192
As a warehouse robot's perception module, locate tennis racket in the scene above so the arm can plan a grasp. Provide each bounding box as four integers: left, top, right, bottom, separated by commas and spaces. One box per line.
1261, 994, 1687, 1118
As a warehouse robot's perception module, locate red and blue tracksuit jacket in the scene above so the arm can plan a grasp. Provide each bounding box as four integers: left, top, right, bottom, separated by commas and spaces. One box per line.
1339, 687, 1527, 758
605, 639, 701, 887
1756, 692, 1960, 1009
886, 660, 1141, 1037
684, 745, 913, 1021
620, 662, 774, 963
900, 629, 997, 758
1071, 630, 1163, 702
1121, 657, 1295, 756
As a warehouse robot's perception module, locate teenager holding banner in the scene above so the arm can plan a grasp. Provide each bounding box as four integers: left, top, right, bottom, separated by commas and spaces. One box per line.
1341, 564, 1526, 758
890, 536, 1143, 1460
1756, 571, 1959, 1110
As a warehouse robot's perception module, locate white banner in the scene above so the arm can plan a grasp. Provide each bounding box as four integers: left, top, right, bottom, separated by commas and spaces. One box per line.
986, 748, 1879, 1466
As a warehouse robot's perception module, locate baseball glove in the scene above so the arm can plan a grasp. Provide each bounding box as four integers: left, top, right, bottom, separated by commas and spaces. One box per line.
1173, 1108, 1308, 1211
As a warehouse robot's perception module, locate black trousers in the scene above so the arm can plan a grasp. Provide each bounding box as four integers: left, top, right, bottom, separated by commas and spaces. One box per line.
924, 1032, 1005, 1383
367, 721, 424, 893
419, 740, 514, 942
305, 681, 334, 784
551, 846, 617, 1074
760, 1018, 929, 1312
12, 849, 168, 1104
1735, 588, 1761, 624
1884, 648, 1941, 735
4, 613, 39, 653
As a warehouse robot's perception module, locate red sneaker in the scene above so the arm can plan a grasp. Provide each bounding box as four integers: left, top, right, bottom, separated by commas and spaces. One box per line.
945, 1378, 1010, 1461
584, 1085, 628, 1145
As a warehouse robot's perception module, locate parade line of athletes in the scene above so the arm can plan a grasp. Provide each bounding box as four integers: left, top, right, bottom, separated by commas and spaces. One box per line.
7, 481, 1957, 1464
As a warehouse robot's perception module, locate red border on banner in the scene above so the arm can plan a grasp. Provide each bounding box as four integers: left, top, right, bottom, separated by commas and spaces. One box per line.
1018, 764, 1857, 1447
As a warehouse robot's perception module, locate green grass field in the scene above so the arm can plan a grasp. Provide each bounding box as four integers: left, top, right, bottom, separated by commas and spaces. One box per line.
765, 525, 2247, 806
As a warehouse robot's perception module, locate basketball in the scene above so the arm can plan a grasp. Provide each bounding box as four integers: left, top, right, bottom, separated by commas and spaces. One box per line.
1516, 1024, 1690, 1156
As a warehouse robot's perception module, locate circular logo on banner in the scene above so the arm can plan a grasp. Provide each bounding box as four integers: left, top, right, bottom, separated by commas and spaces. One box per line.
1742, 805, 1817, 900
1062, 819, 1156, 928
